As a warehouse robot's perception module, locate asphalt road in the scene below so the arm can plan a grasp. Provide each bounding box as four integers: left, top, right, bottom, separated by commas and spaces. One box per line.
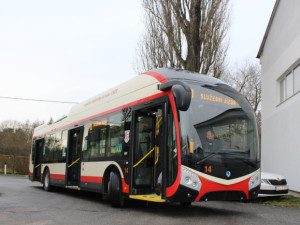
0, 175, 300, 225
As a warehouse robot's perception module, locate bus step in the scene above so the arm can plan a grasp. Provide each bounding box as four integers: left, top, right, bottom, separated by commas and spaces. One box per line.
129, 194, 166, 202
65, 186, 81, 190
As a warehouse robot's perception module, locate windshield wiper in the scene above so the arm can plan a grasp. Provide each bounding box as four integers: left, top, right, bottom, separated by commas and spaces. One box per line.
195, 153, 216, 164
239, 158, 258, 168
195, 151, 258, 168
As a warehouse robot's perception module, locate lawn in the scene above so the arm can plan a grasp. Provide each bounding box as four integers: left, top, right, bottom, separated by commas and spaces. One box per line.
253, 195, 300, 208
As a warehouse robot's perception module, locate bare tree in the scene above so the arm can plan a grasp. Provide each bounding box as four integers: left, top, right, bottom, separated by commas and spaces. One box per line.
48, 117, 54, 125
0, 120, 44, 174
136, 0, 231, 78
223, 60, 262, 115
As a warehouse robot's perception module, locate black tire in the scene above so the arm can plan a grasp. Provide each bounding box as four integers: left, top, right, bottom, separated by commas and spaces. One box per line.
180, 201, 192, 207
109, 171, 124, 207
43, 169, 52, 192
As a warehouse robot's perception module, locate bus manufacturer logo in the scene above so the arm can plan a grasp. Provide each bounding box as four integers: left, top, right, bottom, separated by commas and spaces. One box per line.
226, 171, 231, 178
124, 130, 130, 143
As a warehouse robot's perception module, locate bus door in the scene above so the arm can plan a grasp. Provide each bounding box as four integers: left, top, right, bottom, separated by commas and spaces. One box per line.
66, 127, 83, 187
131, 103, 166, 200
33, 139, 44, 182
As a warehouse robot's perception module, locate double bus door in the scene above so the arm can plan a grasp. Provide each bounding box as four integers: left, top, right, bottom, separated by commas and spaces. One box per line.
33, 139, 44, 182
131, 103, 166, 198
66, 127, 83, 187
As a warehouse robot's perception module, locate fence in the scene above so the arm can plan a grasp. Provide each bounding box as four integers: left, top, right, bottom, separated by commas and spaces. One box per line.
0, 154, 29, 175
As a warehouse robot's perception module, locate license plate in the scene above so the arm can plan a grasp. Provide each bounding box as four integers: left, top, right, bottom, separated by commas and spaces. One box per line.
275, 185, 288, 191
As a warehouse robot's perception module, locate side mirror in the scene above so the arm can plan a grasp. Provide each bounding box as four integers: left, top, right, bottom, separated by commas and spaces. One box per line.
172, 84, 191, 111
159, 81, 191, 111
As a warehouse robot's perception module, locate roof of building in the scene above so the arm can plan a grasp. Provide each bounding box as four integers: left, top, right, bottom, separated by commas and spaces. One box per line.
257, 0, 280, 59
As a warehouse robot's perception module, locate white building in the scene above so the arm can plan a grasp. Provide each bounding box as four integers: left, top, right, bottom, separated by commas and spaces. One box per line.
257, 0, 300, 193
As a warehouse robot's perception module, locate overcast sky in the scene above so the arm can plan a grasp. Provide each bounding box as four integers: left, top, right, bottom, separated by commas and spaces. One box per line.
0, 0, 276, 124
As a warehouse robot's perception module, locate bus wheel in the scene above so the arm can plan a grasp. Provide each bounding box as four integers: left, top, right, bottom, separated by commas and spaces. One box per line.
109, 171, 124, 207
43, 170, 52, 192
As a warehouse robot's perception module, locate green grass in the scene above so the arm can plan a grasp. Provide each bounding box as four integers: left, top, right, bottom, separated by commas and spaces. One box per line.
0, 173, 27, 177
253, 195, 300, 208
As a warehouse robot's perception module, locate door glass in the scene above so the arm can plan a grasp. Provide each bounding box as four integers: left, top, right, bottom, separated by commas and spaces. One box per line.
133, 106, 163, 190
67, 129, 82, 185
134, 114, 154, 186
34, 139, 43, 180
167, 115, 177, 187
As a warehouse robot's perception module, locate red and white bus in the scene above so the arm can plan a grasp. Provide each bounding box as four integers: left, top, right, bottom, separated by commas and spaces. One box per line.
29, 68, 260, 207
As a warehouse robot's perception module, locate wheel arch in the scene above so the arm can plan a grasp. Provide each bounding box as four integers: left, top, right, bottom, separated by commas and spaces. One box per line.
42, 166, 50, 180
102, 163, 123, 194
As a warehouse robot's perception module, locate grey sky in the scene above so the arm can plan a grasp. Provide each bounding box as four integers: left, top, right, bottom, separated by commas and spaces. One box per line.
0, 0, 275, 124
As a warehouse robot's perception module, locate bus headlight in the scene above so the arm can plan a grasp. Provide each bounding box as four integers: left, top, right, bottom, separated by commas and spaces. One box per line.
181, 166, 202, 192
248, 172, 261, 190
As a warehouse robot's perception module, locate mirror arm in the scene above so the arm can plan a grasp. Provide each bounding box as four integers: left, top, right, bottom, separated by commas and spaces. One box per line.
158, 80, 191, 93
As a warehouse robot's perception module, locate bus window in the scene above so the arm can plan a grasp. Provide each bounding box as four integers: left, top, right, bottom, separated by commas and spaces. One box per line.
99, 127, 107, 157
54, 132, 63, 162
61, 130, 68, 161
107, 112, 124, 157
44, 134, 54, 163
83, 116, 108, 161
90, 130, 100, 158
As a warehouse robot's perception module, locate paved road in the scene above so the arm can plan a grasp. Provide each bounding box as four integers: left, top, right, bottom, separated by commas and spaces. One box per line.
0, 175, 300, 225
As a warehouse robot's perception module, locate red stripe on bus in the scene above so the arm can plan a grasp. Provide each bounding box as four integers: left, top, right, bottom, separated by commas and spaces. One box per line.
33, 92, 167, 138
33, 93, 166, 138
50, 174, 65, 180
194, 177, 251, 202
143, 71, 168, 83
166, 90, 182, 197
81, 176, 102, 183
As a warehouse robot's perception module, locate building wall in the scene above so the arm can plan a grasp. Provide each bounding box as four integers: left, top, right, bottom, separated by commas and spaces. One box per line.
260, 0, 300, 192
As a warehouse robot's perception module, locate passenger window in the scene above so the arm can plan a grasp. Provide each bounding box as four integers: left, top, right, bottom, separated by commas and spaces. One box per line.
83, 117, 108, 160
82, 111, 126, 160
99, 127, 107, 157
61, 130, 68, 161
44, 134, 55, 163
55, 132, 63, 162
107, 112, 124, 157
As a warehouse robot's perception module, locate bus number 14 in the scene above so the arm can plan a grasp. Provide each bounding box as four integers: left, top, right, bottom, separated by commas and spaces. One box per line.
204, 165, 212, 173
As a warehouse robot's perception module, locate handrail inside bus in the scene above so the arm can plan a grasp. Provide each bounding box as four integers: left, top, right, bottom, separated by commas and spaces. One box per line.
68, 158, 80, 168
133, 147, 155, 168
34, 164, 41, 169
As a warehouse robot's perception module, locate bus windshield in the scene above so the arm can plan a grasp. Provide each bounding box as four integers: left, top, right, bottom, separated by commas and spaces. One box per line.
180, 82, 259, 179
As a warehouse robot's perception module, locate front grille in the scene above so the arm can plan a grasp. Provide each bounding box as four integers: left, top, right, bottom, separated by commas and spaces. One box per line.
259, 189, 288, 195
268, 179, 287, 185
199, 191, 247, 201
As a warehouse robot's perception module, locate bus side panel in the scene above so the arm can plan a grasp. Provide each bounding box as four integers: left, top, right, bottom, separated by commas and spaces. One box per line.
41, 163, 66, 187
80, 161, 102, 192
80, 161, 127, 193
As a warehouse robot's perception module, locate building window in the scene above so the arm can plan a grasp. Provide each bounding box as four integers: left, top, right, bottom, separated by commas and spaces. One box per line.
294, 64, 300, 93
280, 63, 300, 103
280, 79, 286, 102
286, 73, 293, 98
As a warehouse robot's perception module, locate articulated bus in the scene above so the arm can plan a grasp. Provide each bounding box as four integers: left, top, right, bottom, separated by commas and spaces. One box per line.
29, 68, 260, 207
